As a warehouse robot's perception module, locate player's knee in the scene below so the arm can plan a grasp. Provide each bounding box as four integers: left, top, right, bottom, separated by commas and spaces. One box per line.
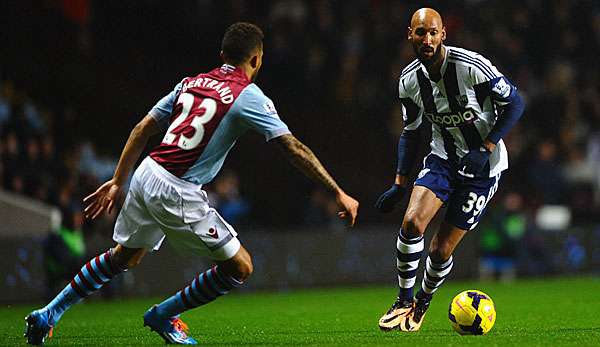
219, 246, 254, 282
241, 261, 254, 281
111, 245, 145, 270
236, 256, 254, 281
402, 214, 427, 238
110, 248, 130, 270
224, 256, 253, 282
123, 255, 144, 269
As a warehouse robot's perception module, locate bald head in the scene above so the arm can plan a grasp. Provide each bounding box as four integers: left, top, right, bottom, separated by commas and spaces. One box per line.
410, 8, 443, 29
408, 8, 446, 67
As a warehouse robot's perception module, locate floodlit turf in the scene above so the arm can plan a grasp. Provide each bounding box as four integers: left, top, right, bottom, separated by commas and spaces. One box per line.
1, 277, 599, 346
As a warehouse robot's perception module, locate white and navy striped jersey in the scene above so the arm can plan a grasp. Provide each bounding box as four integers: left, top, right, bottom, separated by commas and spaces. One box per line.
399, 45, 511, 177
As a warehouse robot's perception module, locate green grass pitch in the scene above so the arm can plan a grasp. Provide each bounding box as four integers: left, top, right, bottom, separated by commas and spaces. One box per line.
1, 277, 599, 346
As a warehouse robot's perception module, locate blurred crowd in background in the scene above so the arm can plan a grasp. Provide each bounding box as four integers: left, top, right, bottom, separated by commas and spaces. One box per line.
1, 0, 599, 282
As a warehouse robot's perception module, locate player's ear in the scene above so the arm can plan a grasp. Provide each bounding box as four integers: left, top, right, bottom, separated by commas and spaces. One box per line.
407, 27, 412, 41
441, 27, 446, 41
220, 50, 225, 62
249, 54, 259, 69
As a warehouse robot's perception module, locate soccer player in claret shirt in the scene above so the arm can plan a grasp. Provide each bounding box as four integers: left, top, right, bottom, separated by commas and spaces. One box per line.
25, 22, 359, 345
376, 8, 524, 332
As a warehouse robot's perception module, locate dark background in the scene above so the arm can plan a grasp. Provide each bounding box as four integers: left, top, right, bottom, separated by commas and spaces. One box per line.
1, 0, 600, 303
1, 0, 599, 227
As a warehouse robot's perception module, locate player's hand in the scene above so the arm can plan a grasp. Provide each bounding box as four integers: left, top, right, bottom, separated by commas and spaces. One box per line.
459, 147, 491, 177
335, 191, 359, 227
375, 184, 406, 213
83, 179, 123, 220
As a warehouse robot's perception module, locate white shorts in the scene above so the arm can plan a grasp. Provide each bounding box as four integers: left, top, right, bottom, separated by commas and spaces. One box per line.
113, 157, 241, 261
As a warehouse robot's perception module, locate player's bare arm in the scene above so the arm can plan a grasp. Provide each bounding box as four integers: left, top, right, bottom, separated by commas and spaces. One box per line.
274, 134, 339, 192
395, 174, 409, 186
273, 133, 359, 226
482, 139, 496, 153
83, 114, 161, 219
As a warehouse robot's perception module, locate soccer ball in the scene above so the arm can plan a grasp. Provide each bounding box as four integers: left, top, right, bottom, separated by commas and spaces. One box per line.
448, 290, 496, 335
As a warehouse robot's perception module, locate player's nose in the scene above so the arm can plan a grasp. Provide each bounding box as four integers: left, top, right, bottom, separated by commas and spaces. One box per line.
424, 34, 433, 45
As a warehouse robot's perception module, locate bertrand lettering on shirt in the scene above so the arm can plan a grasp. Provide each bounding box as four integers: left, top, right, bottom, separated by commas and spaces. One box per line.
182, 77, 234, 104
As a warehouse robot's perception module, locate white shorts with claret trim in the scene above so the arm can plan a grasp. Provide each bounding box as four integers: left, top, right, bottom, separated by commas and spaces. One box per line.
113, 157, 241, 261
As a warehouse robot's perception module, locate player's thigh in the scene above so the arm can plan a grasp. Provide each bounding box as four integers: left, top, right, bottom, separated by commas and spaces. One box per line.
403, 185, 444, 232
429, 222, 467, 262
404, 156, 452, 235
141, 174, 242, 260
113, 173, 167, 251
445, 173, 501, 231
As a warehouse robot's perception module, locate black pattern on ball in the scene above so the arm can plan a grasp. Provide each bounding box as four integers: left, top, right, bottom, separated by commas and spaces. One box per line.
467, 291, 488, 310
448, 311, 457, 323
470, 314, 484, 335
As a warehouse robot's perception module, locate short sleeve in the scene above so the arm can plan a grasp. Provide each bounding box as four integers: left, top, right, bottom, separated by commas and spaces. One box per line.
148, 80, 184, 131
398, 77, 422, 131
232, 84, 291, 141
467, 53, 503, 85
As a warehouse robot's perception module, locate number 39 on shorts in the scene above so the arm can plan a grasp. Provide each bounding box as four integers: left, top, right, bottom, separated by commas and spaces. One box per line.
462, 192, 486, 216
461, 176, 499, 218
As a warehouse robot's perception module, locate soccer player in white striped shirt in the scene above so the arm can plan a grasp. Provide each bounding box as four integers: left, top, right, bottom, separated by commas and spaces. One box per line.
376, 8, 524, 332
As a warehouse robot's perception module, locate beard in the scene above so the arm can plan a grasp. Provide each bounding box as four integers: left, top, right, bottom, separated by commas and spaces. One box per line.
413, 43, 443, 67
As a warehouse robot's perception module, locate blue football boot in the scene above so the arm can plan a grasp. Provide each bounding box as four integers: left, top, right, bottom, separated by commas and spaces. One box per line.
143, 306, 198, 345
24, 309, 54, 345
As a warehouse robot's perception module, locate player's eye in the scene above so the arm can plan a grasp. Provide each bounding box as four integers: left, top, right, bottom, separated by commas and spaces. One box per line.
415, 29, 426, 36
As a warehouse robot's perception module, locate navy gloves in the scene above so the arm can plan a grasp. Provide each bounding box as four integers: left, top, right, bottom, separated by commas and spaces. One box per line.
375, 184, 407, 213
459, 147, 491, 177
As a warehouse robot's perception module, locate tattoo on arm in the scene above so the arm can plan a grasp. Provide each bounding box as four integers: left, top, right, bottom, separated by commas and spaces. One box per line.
274, 134, 341, 193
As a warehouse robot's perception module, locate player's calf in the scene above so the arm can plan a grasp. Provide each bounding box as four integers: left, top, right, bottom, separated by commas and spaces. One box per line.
145, 264, 243, 344
23, 246, 140, 345
147, 264, 244, 330
398, 255, 454, 332
379, 229, 424, 331
144, 250, 250, 344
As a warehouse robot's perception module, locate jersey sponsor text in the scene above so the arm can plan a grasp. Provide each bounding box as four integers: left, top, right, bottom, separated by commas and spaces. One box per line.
425, 109, 477, 127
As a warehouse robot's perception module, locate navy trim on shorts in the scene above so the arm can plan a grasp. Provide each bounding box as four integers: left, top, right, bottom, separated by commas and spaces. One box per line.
209, 233, 234, 251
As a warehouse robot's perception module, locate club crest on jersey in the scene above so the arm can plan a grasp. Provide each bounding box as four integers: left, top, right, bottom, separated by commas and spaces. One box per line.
262, 100, 279, 117
456, 94, 469, 107
425, 109, 478, 127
